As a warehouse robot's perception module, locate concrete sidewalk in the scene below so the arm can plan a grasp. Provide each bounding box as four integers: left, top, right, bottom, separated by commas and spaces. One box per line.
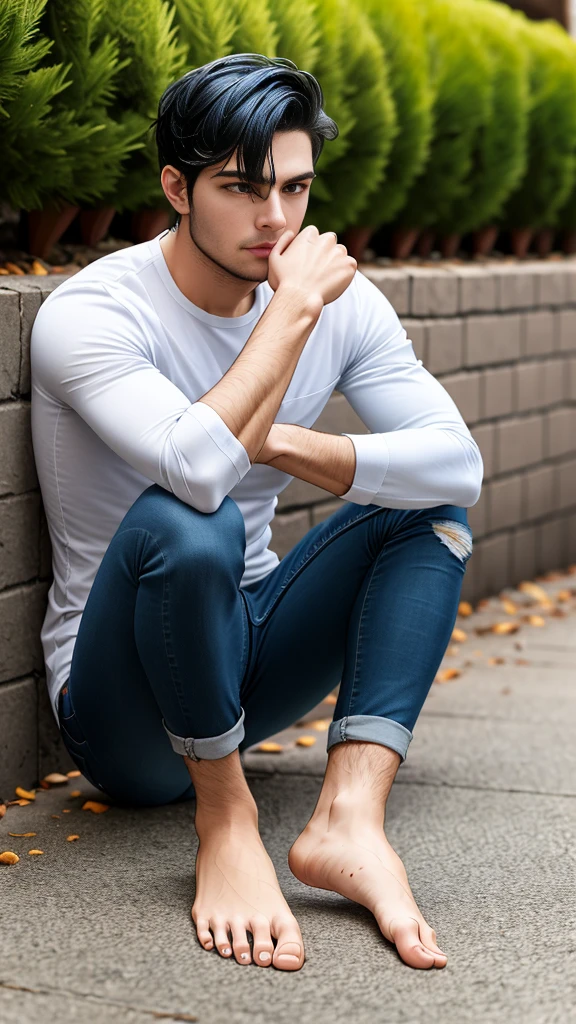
1, 571, 575, 1024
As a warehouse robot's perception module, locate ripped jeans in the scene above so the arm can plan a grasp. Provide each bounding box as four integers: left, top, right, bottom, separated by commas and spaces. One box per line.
57, 483, 473, 808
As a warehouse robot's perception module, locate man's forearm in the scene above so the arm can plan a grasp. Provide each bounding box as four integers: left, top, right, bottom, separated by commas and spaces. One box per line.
265, 424, 356, 496
196, 286, 322, 464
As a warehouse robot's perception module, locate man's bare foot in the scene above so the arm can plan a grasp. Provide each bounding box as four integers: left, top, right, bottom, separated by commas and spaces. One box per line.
288, 790, 447, 970
191, 809, 305, 971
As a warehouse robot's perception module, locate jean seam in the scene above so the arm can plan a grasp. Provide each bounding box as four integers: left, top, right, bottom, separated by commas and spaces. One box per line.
123, 527, 195, 734
253, 503, 385, 625
346, 545, 386, 719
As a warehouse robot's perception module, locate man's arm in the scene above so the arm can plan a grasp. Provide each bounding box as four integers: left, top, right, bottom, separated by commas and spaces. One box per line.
259, 272, 484, 510
258, 423, 357, 497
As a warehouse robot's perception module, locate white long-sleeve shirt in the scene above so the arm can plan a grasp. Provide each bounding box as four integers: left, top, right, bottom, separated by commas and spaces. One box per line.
30, 229, 483, 723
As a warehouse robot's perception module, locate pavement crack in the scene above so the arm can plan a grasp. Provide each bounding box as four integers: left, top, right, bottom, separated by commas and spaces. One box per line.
0, 979, 198, 1022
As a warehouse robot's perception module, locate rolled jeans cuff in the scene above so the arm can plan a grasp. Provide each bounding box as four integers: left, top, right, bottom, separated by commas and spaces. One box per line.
162, 707, 246, 761
327, 715, 413, 763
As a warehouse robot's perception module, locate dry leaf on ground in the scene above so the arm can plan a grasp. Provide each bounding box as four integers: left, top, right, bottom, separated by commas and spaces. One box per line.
0, 852, 20, 864
309, 719, 330, 731
257, 742, 283, 753
28, 850, 44, 855
8, 832, 36, 837
435, 668, 461, 683
457, 601, 473, 617
15, 787, 35, 800
43, 773, 69, 784
451, 628, 468, 643
67, 835, 80, 841
296, 736, 317, 747
69, 790, 82, 798
66, 770, 81, 778
82, 801, 109, 813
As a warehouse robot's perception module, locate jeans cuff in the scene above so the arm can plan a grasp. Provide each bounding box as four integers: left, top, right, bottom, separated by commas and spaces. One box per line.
327, 715, 413, 763
162, 707, 246, 761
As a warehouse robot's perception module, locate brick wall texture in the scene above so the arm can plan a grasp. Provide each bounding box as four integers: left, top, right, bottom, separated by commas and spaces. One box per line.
1, 258, 575, 791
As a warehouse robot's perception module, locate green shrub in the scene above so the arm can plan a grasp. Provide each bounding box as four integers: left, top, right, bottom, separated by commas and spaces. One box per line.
433, 0, 529, 235
499, 14, 576, 231
36, 0, 146, 210
353, 0, 434, 229
393, 0, 490, 231
0, 0, 103, 210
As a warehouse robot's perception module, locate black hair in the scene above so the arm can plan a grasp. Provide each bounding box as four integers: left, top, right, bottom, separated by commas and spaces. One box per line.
150, 52, 338, 226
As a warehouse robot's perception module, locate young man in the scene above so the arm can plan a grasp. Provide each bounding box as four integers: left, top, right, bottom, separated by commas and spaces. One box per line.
30, 54, 482, 974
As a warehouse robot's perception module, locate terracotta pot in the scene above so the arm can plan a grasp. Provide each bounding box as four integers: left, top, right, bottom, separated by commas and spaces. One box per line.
510, 227, 534, 259
27, 202, 80, 260
561, 229, 576, 255
80, 206, 117, 247
390, 226, 419, 260
439, 232, 461, 259
472, 225, 499, 257
340, 225, 375, 262
131, 209, 172, 244
534, 228, 558, 258
415, 228, 435, 259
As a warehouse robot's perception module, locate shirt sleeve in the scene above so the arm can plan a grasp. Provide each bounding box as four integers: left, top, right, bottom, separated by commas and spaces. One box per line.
30, 281, 252, 514
336, 270, 484, 510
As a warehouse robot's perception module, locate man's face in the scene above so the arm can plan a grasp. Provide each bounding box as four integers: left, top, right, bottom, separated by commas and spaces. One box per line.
183, 130, 315, 283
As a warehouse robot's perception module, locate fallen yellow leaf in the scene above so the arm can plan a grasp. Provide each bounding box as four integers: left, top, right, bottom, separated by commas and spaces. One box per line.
8, 799, 31, 806
62, 809, 71, 813
69, 790, 82, 798
435, 668, 462, 683
500, 599, 518, 615
28, 850, 44, 855
526, 615, 545, 627
8, 832, 36, 838
0, 804, 6, 818
492, 621, 520, 634
487, 657, 506, 665
451, 628, 468, 643
82, 801, 110, 814
457, 601, 473, 617
5, 261, 25, 275
296, 736, 317, 747
257, 742, 283, 753
67, 835, 80, 841
31, 260, 48, 276
309, 719, 330, 731
66, 770, 81, 778
0, 851, 19, 864
15, 787, 36, 801
517, 581, 550, 603
43, 773, 70, 785
51, 815, 61, 819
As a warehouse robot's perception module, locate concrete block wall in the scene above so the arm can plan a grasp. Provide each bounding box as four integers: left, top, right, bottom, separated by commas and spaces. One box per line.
1, 260, 575, 791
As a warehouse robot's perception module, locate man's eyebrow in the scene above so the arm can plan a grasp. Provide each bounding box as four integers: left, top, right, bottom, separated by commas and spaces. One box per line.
210, 169, 316, 185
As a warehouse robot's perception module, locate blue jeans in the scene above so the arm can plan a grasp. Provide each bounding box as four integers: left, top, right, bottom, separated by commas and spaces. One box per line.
57, 483, 473, 808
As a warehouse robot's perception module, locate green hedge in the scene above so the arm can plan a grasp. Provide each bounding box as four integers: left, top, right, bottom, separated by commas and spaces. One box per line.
2, 0, 576, 238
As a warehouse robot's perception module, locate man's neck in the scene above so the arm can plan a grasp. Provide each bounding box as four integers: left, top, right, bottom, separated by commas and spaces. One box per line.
159, 224, 257, 318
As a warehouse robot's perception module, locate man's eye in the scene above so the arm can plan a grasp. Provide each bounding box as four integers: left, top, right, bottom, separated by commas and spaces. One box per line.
224, 183, 308, 195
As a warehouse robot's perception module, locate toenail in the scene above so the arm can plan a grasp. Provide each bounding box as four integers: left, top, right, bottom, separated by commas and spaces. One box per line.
259, 951, 271, 962
240, 952, 249, 960
277, 954, 299, 964
222, 947, 231, 954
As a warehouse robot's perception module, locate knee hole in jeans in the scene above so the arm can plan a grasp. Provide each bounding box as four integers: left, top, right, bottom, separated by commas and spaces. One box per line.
431, 520, 473, 562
